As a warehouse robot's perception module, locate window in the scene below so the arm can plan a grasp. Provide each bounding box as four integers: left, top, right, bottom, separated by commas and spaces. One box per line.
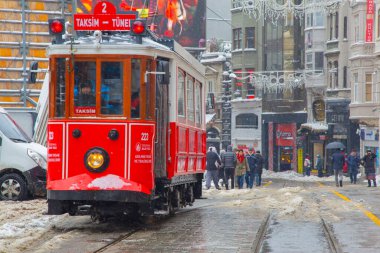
74, 61, 96, 114
335, 12, 339, 39
131, 59, 141, 118
101, 62, 123, 115
208, 80, 213, 93
334, 61, 338, 88
315, 52, 324, 71
177, 70, 185, 116
233, 28, 242, 50
378, 9, 380, 37
195, 82, 202, 125
306, 13, 313, 28
354, 15, 359, 42
366, 73, 373, 102
0, 113, 31, 143
343, 66, 347, 88
315, 11, 324, 26
353, 73, 359, 102
343, 16, 347, 39
187, 75, 194, 121
245, 27, 255, 48
236, 113, 258, 129
329, 14, 334, 40
55, 58, 66, 117
145, 59, 154, 119
306, 53, 313, 69
306, 30, 312, 48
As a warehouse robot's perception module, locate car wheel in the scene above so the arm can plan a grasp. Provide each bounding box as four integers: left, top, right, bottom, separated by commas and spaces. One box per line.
0, 173, 28, 201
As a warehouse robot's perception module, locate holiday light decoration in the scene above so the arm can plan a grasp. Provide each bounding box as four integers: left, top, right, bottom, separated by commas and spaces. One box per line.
232, 0, 342, 22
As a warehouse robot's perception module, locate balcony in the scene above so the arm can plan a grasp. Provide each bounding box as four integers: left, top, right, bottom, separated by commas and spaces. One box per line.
325, 40, 339, 55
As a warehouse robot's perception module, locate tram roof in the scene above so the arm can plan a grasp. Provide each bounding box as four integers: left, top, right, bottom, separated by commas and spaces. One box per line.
47, 33, 205, 76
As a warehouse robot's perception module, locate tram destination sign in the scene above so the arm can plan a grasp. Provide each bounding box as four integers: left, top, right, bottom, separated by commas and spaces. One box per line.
74, 1, 137, 31
74, 14, 136, 31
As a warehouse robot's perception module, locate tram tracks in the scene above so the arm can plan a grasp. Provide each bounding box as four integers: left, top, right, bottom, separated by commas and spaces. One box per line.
251, 212, 343, 253
90, 203, 214, 253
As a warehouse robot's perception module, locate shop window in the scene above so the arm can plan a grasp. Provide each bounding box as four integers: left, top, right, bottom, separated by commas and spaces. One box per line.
236, 113, 258, 129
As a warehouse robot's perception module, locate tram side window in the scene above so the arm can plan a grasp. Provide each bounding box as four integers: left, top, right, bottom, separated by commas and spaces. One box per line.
177, 70, 185, 117
74, 61, 96, 109
195, 81, 202, 125
145, 60, 154, 119
55, 58, 66, 117
187, 75, 194, 121
131, 59, 141, 118
101, 62, 123, 115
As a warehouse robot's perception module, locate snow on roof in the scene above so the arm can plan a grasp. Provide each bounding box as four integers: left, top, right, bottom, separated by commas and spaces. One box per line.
300, 122, 328, 132
200, 54, 226, 64
206, 113, 216, 124
230, 97, 262, 102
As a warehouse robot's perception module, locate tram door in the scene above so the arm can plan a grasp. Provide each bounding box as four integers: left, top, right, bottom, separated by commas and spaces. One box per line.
154, 60, 169, 178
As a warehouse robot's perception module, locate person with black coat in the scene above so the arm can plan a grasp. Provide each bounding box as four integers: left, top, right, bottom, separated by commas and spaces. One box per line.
331, 148, 345, 187
221, 145, 237, 190
361, 149, 377, 187
254, 151, 264, 186
206, 147, 221, 190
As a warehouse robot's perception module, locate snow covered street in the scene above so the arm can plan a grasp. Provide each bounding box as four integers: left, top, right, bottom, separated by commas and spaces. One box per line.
1, 171, 380, 253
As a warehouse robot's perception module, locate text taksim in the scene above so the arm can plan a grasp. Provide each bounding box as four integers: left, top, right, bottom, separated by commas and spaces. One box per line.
76, 17, 100, 28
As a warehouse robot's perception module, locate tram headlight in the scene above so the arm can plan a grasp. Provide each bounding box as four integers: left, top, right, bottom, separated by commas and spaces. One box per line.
84, 148, 109, 173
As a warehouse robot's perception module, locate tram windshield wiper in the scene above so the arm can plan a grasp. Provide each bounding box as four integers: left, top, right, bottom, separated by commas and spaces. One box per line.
10, 138, 28, 143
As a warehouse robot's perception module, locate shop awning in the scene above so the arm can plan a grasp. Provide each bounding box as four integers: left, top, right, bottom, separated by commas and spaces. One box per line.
299, 122, 328, 132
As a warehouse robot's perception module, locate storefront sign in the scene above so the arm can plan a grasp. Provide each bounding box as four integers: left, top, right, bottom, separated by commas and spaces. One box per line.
276, 124, 294, 146
366, 0, 374, 42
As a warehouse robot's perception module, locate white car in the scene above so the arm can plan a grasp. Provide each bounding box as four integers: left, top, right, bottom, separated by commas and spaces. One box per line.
0, 107, 47, 200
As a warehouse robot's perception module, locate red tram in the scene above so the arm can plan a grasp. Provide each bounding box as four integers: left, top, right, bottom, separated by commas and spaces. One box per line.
46, 13, 206, 218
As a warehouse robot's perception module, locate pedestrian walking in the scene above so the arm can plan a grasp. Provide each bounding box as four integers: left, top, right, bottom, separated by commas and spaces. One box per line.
304, 155, 311, 176
221, 145, 237, 190
254, 151, 264, 186
315, 154, 324, 177
331, 148, 345, 187
218, 149, 226, 186
205, 146, 221, 190
245, 147, 257, 189
361, 149, 377, 187
235, 149, 248, 189
347, 149, 360, 184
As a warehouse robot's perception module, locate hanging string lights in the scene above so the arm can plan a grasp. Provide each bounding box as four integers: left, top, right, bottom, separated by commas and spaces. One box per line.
232, 0, 342, 23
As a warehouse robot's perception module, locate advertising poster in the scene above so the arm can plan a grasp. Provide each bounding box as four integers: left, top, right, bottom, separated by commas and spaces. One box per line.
76, 0, 206, 48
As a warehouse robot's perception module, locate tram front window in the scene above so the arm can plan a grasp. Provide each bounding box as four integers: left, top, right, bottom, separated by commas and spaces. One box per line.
74, 61, 96, 114
101, 62, 123, 115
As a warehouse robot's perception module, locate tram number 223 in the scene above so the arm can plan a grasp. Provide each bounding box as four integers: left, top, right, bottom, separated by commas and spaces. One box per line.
141, 133, 149, 141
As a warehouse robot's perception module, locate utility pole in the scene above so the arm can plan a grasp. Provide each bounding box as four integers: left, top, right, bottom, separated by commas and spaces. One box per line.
221, 68, 232, 150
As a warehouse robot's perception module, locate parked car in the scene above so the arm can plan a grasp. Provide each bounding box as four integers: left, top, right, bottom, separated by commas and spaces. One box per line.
0, 107, 47, 200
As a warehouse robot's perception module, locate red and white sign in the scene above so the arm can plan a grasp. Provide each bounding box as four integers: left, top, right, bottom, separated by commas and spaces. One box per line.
366, 0, 374, 42
74, 1, 137, 31
276, 124, 295, 147
74, 106, 96, 114
129, 124, 155, 189
47, 123, 64, 181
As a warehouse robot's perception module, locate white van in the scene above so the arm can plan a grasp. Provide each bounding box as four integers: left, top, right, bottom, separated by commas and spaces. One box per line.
0, 107, 47, 200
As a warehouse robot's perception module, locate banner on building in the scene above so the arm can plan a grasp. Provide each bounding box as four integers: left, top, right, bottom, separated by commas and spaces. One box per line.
76, 0, 206, 48
366, 0, 374, 42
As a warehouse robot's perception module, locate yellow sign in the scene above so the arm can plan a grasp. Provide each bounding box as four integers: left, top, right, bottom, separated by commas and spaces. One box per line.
137, 8, 149, 18
297, 149, 303, 174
